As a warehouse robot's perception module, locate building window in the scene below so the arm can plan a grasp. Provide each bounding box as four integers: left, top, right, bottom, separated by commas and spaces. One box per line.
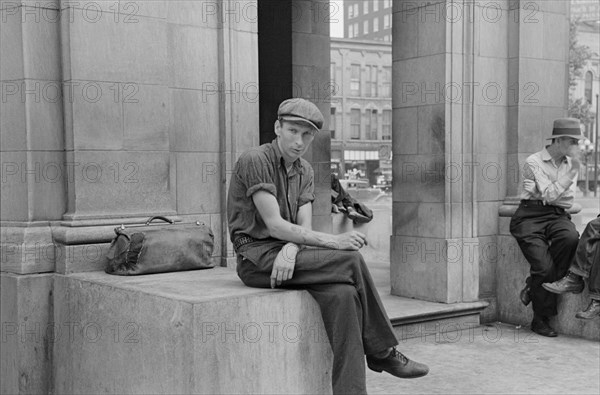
350, 64, 361, 96
366, 65, 378, 97
353, 4, 359, 17
363, 20, 369, 35
363, 1, 368, 14
382, 67, 391, 97
585, 71, 593, 104
351, 109, 361, 139
348, 3, 354, 18
373, 0, 379, 12
384, 0, 392, 9
382, 110, 391, 140
373, 17, 379, 32
367, 109, 378, 140
331, 107, 336, 139
365, 109, 371, 139
384, 14, 390, 29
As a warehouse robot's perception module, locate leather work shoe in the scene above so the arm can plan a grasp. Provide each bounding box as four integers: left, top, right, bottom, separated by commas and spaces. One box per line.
346, 206, 370, 224
520, 277, 531, 306
366, 348, 429, 379
531, 317, 557, 337
542, 273, 584, 295
575, 300, 600, 320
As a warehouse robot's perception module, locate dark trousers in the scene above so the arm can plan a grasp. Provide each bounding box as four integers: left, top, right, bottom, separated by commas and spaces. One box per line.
510, 203, 579, 317
569, 217, 600, 300
237, 246, 398, 395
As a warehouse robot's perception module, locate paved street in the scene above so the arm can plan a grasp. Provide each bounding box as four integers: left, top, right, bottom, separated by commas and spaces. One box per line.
366, 323, 600, 395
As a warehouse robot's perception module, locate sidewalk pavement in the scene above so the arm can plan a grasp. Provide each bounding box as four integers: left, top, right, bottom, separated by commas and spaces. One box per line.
366, 323, 600, 394
361, 202, 600, 395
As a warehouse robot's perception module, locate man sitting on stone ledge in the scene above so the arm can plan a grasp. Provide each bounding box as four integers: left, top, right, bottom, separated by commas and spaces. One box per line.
227, 98, 428, 394
510, 118, 583, 337
543, 215, 600, 319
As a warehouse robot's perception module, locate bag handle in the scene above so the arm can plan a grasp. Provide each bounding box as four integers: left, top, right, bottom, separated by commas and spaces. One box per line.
145, 216, 175, 225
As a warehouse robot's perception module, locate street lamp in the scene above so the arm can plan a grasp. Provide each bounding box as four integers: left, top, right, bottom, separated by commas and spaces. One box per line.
579, 138, 594, 197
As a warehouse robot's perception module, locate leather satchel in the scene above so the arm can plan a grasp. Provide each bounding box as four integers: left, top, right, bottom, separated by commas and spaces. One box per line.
105, 216, 215, 275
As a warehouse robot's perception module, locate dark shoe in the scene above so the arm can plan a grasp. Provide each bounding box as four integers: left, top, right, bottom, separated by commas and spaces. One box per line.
345, 206, 369, 224
575, 300, 600, 320
531, 317, 557, 337
520, 278, 531, 306
367, 348, 429, 379
542, 273, 584, 294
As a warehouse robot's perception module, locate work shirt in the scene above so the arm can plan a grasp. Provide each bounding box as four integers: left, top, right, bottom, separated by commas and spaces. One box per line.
227, 139, 315, 246
520, 148, 578, 209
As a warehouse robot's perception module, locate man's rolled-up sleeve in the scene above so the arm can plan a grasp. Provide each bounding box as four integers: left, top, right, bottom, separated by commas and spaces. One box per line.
236, 151, 277, 198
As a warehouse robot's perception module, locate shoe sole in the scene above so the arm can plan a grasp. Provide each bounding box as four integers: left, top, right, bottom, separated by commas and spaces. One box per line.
541, 284, 584, 294
575, 313, 600, 319
367, 365, 429, 379
531, 328, 558, 337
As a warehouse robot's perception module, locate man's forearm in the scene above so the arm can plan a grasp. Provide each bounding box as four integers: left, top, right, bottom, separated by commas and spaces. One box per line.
268, 218, 339, 249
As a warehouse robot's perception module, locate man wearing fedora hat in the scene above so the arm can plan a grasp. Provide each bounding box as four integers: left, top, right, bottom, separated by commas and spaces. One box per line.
510, 118, 584, 337
227, 98, 429, 394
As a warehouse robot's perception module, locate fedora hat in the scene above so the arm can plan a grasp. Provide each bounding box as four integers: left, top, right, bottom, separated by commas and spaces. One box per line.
546, 118, 584, 140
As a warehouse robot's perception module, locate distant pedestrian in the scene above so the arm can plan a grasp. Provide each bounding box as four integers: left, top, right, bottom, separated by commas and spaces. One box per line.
510, 118, 583, 337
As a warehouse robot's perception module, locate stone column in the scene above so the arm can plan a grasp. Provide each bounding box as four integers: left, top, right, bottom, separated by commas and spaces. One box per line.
391, 0, 491, 303
1, 2, 63, 393
291, 0, 332, 232
53, 0, 176, 273
219, 0, 260, 266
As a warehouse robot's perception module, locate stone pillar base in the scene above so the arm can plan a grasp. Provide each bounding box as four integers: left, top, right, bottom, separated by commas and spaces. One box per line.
1, 224, 55, 274
390, 236, 479, 303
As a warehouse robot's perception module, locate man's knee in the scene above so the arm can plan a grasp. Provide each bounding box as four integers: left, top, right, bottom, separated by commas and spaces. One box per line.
561, 230, 579, 249
329, 283, 360, 305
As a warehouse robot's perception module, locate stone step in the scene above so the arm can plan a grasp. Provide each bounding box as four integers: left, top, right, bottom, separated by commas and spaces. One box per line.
379, 293, 489, 341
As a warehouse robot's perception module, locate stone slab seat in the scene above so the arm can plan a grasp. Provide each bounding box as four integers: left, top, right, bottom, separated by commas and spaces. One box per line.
53, 268, 333, 395
497, 202, 599, 341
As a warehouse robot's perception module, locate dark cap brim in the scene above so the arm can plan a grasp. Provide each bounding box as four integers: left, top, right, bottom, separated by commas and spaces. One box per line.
279, 115, 320, 131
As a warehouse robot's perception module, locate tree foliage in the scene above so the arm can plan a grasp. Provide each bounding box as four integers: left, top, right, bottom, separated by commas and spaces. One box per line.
568, 97, 595, 125
568, 19, 595, 124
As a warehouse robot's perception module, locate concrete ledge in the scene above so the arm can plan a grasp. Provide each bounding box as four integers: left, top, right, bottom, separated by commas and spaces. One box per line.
52, 268, 333, 395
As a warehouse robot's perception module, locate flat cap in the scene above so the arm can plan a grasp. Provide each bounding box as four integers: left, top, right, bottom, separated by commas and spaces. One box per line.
277, 98, 324, 131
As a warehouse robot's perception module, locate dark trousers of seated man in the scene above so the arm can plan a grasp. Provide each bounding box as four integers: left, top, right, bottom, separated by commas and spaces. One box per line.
236, 242, 398, 395
510, 204, 579, 317
570, 217, 600, 299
